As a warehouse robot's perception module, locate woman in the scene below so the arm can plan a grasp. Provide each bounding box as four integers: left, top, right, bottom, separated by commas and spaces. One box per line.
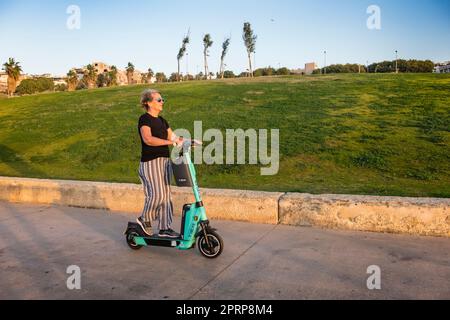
136, 89, 183, 238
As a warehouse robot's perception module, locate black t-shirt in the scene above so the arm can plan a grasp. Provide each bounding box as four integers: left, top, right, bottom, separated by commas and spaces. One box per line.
138, 113, 170, 162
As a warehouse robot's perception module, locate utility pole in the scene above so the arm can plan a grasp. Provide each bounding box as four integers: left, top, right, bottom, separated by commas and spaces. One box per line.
324, 50, 327, 75
395, 50, 398, 74
186, 53, 189, 77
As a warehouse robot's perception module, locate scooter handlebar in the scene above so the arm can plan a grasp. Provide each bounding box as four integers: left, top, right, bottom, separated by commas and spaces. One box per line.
177, 139, 202, 157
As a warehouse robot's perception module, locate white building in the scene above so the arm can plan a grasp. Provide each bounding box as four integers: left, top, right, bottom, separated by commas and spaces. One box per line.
434, 62, 450, 73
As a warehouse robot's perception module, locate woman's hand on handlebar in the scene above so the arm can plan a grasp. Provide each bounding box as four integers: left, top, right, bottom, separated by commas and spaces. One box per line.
173, 136, 184, 147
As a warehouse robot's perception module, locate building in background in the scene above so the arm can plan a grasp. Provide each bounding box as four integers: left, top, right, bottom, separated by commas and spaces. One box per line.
91, 61, 154, 85
434, 61, 450, 73
0, 72, 30, 93
291, 62, 318, 75
0, 72, 8, 93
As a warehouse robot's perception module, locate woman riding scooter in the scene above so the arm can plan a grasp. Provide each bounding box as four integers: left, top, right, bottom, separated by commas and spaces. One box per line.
136, 89, 183, 238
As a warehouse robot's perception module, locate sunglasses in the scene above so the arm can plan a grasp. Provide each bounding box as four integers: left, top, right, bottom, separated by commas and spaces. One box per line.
156, 98, 165, 103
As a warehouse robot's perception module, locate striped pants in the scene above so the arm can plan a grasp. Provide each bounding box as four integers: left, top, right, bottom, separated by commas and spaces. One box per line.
138, 157, 174, 231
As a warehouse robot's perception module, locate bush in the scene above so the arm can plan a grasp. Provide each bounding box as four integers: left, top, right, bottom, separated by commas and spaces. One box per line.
55, 84, 67, 92
321, 64, 367, 74
76, 80, 88, 90
368, 60, 434, 73
15, 77, 55, 95
276, 67, 290, 75
254, 67, 276, 77
223, 70, 235, 78
155, 72, 167, 83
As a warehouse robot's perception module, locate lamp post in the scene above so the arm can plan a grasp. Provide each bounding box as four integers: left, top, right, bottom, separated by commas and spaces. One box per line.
395, 50, 398, 74
186, 53, 189, 77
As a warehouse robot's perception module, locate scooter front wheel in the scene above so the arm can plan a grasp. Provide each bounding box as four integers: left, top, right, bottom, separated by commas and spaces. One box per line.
197, 231, 224, 259
126, 230, 143, 250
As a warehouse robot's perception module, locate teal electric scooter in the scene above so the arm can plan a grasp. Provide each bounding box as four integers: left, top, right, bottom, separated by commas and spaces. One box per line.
124, 140, 224, 259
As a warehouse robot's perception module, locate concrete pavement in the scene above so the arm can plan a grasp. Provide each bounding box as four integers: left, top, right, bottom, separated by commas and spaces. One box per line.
0, 201, 449, 299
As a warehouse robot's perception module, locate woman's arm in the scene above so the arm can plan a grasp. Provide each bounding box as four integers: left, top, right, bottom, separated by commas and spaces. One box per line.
140, 126, 172, 147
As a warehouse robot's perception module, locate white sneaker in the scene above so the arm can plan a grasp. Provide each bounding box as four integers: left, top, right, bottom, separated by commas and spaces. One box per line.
136, 217, 153, 236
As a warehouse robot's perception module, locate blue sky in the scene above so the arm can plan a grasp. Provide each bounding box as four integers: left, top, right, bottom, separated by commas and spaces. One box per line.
1, 0, 449, 76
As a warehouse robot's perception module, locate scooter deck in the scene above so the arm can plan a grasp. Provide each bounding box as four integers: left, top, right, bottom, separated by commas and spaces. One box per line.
145, 234, 183, 241
137, 235, 183, 247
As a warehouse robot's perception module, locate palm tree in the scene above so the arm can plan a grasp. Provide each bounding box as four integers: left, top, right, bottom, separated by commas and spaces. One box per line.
203, 34, 213, 80
177, 31, 190, 82
84, 64, 97, 89
147, 68, 154, 83
126, 62, 135, 85
220, 38, 231, 79
2, 58, 23, 96
66, 69, 78, 91
243, 22, 257, 78
109, 65, 118, 86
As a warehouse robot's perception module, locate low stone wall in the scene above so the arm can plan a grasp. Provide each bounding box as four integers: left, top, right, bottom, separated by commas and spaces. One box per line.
0, 177, 280, 224
279, 193, 450, 237
0, 177, 449, 237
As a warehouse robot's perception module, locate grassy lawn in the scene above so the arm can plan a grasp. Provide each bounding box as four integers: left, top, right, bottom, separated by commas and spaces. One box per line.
0, 73, 449, 197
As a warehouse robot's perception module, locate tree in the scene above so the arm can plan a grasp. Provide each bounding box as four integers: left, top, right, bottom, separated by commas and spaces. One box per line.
177, 31, 190, 82
126, 62, 135, 85
155, 72, 167, 83
367, 59, 434, 73
55, 84, 67, 92
203, 34, 213, 80
169, 72, 179, 82
276, 67, 290, 75
242, 22, 257, 78
97, 73, 109, 87
195, 72, 204, 80
84, 64, 97, 89
148, 68, 154, 81
109, 65, 118, 86
2, 58, 23, 96
253, 67, 276, 77
141, 68, 155, 83
219, 38, 231, 79
15, 77, 54, 95
223, 70, 235, 78
66, 69, 78, 91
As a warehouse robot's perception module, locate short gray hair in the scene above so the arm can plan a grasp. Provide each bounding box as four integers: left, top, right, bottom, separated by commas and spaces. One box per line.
140, 89, 160, 109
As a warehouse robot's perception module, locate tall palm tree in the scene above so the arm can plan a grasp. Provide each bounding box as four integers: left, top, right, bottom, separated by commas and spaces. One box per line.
148, 68, 154, 81
220, 38, 231, 79
66, 69, 78, 91
109, 65, 118, 86
203, 34, 213, 80
126, 62, 135, 85
84, 64, 97, 89
243, 22, 257, 78
177, 31, 190, 82
2, 58, 23, 96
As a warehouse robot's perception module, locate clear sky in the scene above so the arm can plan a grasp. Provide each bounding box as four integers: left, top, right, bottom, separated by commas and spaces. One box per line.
1, 0, 449, 76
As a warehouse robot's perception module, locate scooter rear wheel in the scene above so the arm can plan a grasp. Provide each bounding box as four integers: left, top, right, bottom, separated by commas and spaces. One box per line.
197, 231, 223, 259
126, 230, 143, 250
